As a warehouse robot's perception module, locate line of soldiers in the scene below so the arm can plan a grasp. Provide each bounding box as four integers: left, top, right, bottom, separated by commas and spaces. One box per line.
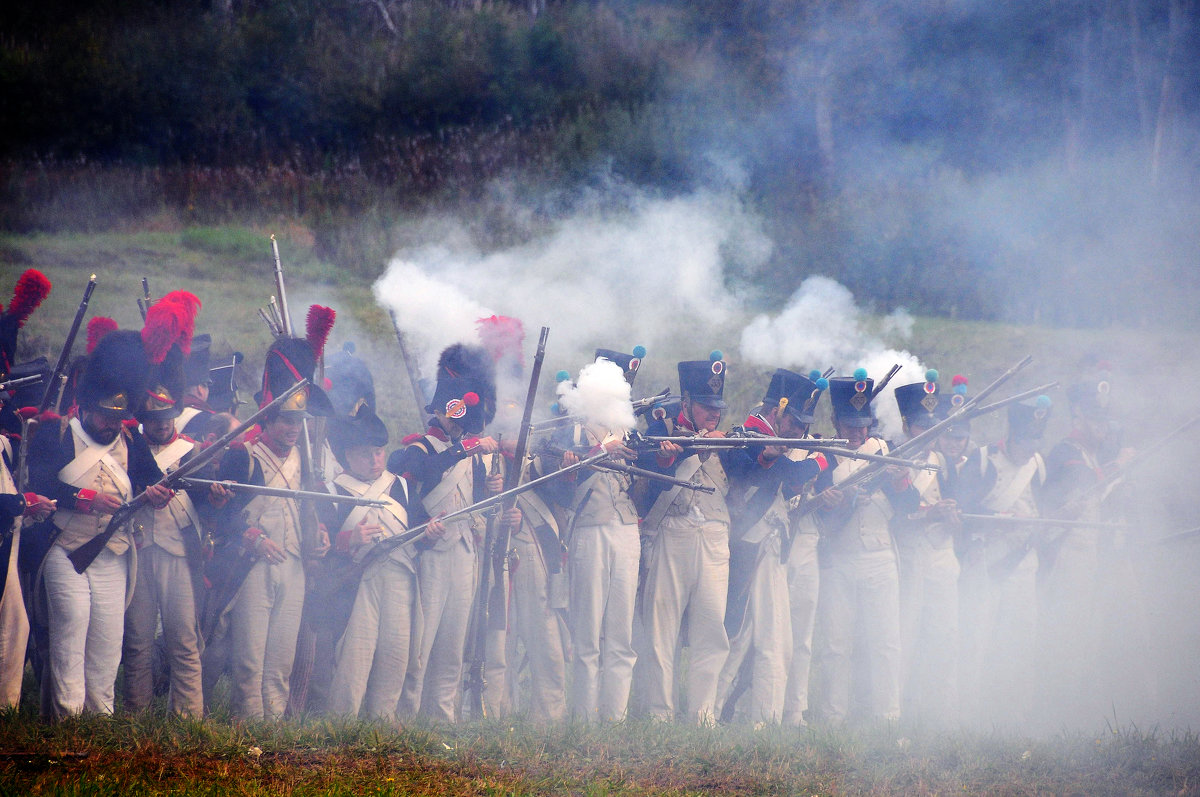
0, 271, 1149, 729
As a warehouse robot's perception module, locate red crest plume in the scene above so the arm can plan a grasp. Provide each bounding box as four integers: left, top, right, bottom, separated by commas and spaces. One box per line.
87, 317, 119, 354
141, 291, 202, 364
2, 269, 52, 326
476, 315, 525, 364
306, 305, 336, 359
952, 374, 968, 387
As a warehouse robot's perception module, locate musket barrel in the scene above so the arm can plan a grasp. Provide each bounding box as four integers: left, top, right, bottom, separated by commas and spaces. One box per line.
180, 478, 387, 507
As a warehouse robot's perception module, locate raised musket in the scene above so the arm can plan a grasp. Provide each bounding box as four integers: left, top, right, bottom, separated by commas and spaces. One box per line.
388, 309, 427, 416
67, 380, 309, 573
270, 235, 293, 335
17, 275, 97, 492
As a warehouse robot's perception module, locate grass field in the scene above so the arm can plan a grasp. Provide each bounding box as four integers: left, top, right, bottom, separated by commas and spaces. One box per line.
4, 225, 1200, 795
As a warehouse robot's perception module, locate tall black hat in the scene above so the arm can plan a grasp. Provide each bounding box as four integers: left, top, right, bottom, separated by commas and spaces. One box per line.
258, 337, 334, 418
429, 376, 490, 435
1066, 378, 1111, 418
0, 269, 51, 379
326, 341, 376, 418
78, 330, 151, 419
763, 368, 827, 424
433, 343, 496, 427
183, 334, 212, 388
828, 368, 875, 427
894, 369, 949, 429
1007, 395, 1053, 441
678, 351, 727, 409
328, 405, 389, 466
595, 345, 646, 387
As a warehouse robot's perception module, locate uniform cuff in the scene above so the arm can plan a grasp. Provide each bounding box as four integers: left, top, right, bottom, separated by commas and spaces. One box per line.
74, 488, 97, 514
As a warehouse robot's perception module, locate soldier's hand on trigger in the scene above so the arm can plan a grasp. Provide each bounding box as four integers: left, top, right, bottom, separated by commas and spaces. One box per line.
502, 506, 522, 531
425, 516, 447, 541
485, 472, 504, 495
561, 450, 579, 468
603, 438, 635, 460
208, 482, 230, 509
931, 498, 961, 524
353, 520, 384, 548
24, 494, 55, 521
699, 429, 726, 439
657, 440, 683, 463
145, 483, 173, 509
257, 535, 286, 564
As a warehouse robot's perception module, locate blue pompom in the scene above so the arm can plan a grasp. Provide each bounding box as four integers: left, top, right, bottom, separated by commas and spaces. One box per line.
555, 369, 570, 383
709, 350, 723, 362
853, 367, 868, 381
954, 384, 968, 395
925, 368, 939, 383
1036, 395, 1052, 409
632, 345, 647, 359
550, 402, 561, 415
815, 378, 829, 391
808, 369, 822, 381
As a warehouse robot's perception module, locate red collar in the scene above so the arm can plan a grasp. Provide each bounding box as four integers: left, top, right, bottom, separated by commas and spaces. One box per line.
425, 425, 449, 443
675, 412, 695, 432
743, 413, 775, 436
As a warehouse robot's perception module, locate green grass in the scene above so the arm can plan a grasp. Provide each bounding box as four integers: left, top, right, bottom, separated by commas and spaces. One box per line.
3, 707, 1200, 795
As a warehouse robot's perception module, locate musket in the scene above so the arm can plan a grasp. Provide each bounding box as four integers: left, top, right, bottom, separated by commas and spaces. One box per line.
270, 235, 293, 335
961, 513, 1128, 530
541, 443, 717, 493
388, 310, 427, 415
67, 380, 308, 573
137, 277, 152, 321
0, 374, 42, 393
258, 307, 282, 338
467, 446, 505, 719
789, 355, 1037, 513
178, 478, 388, 507
17, 275, 97, 492
870, 363, 903, 400
366, 451, 612, 558
638, 434, 851, 448
1062, 413, 1200, 509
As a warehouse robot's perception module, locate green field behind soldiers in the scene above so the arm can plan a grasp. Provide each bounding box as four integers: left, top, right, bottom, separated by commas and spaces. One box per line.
4, 227, 1200, 795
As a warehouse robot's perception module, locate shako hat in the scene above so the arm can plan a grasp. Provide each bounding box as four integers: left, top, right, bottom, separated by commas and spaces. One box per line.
78, 330, 151, 419
432, 342, 496, 430
1066, 378, 1111, 418
764, 368, 828, 424
0, 269, 51, 379
595, 345, 646, 387
1007, 395, 1053, 441
828, 368, 875, 427
678, 351, 727, 409
328, 405, 389, 466
139, 291, 201, 422
326, 341, 376, 418
183, 334, 212, 388
259, 337, 334, 418
894, 369, 949, 429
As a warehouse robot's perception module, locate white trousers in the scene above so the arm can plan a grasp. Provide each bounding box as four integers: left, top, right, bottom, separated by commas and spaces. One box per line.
716, 534, 790, 725
0, 528, 29, 708
327, 559, 418, 721
227, 554, 305, 719
400, 540, 476, 722
896, 537, 959, 726
505, 533, 568, 724
43, 544, 128, 718
123, 545, 204, 716
782, 533, 819, 727
638, 522, 729, 723
813, 546, 902, 724
568, 521, 639, 722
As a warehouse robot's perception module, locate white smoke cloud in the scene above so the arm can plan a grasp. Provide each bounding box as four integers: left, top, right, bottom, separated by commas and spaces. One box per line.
557, 359, 636, 432
739, 275, 927, 439
371, 185, 772, 380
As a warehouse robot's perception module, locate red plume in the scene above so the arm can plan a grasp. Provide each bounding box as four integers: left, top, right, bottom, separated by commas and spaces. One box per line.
952, 374, 968, 387
4, 269, 52, 326
306, 305, 336, 359
141, 291, 201, 364
87, 317, 119, 354
476, 315, 525, 364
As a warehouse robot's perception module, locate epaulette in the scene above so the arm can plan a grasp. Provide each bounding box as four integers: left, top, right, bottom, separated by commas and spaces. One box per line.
401, 432, 423, 446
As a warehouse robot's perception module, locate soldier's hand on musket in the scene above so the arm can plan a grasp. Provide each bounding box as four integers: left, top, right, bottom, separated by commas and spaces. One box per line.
698, 429, 726, 439
485, 472, 504, 495
425, 516, 447, 541
208, 481, 230, 509
145, 483, 173, 509
602, 438, 635, 460
817, 487, 845, 509
312, 524, 330, 558
24, 494, 55, 521
352, 520, 384, 548
256, 535, 286, 564
561, 450, 579, 469
657, 440, 684, 465
88, 492, 124, 515
502, 506, 522, 531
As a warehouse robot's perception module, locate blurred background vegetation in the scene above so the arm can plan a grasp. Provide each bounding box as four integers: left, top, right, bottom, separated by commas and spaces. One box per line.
2, 0, 1199, 326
